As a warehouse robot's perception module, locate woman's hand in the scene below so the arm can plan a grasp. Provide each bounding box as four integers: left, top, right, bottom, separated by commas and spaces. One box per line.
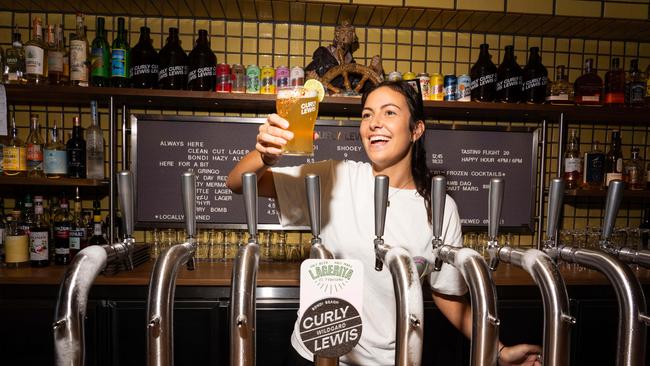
256, 113, 294, 166
498, 344, 542, 366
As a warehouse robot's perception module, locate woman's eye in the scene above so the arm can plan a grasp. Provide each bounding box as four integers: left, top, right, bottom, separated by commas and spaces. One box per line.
385, 110, 396, 116
362, 113, 372, 119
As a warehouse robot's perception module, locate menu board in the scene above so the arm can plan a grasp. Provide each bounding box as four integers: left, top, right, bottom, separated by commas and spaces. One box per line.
131, 115, 537, 231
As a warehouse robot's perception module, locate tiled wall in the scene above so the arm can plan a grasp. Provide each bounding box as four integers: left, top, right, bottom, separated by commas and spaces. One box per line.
3, 9, 650, 246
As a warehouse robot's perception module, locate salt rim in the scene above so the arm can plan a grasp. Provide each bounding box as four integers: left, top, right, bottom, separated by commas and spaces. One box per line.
277, 87, 318, 99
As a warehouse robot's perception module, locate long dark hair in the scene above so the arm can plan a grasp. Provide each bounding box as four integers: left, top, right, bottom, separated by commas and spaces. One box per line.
361, 80, 433, 224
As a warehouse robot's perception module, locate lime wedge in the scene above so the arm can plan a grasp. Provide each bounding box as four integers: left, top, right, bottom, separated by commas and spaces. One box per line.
304, 79, 325, 102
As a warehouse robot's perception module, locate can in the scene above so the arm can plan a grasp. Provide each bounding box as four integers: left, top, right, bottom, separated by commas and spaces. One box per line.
457, 74, 471, 102
215, 63, 232, 93
290, 66, 304, 86
403, 71, 416, 81
231, 64, 246, 93
430, 73, 444, 101
246, 65, 260, 94
260, 66, 276, 94
275, 66, 290, 88
444, 75, 457, 101
416, 73, 430, 100
387, 71, 402, 81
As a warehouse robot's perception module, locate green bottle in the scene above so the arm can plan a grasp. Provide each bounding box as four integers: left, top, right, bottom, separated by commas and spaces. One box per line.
110, 17, 130, 87
91, 17, 110, 86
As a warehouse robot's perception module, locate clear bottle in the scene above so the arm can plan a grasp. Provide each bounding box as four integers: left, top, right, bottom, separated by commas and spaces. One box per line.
30, 195, 49, 267
24, 17, 47, 85
583, 141, 605, 189
3, 117, 26, 176
4, 28, 26, 84
25, 114, 44, 178
130, 26, 159, 88
66, 116, 86, 178
47, 24, 65, 85
187, 29, 216, 91
604, 130, 623, 187
158, 27, 188, 90
91, 17, 111, 87
111, 17, 130, 88
604, 58, 625, 106
624, 146, 644, 190
564, 129, 582, 190
470, 43, 497, 102
44, 122, 67, 178
70, 13, 89, 87
69, 187, 87, 258
625, 59, 645, 106
521, 47, 548, 104
495, 45, 522, 103
547, 65, 574, 104
86, 101, 104, 179
574, 58, 603, 105
54, 198, 73, 265
5, 210, 28, 268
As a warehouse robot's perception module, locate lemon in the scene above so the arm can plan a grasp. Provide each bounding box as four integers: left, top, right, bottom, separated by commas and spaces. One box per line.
304, 79, 325, 102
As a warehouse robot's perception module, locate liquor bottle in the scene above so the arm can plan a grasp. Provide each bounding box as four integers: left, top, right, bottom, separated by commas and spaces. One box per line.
4, 28, 26, 84
564, 129, 582, 189
470, 43, 497, 102
30, 195, 49, 267
547, 65, 574, 104
19, 195, 33, 238
62, 34, 70, 84
640, 207, 650, 250
495, 45, 522, 103
604, 58, 625, 106
521, 47, 548, 104
46, 24, 64, 85
3, 117, 26, 176
69, 188, 87, 258
574, 59, 603, 105
24, 17, 48, 85
111, 17, 130, 87
604, 130, 623, 187
90, 17, 110, 87
583, 141, 605, 189
130, 26, 159, 88
53, 198, 73, 265
158, 27, 188, 90
44, 122, 67, 178
26, 114, 44, 178
5, 210, 28, 267
625, 59, 645, 106
66, 116, 86, 178
624, 146, 644, 190
70, 14, 89, 87
88, 211, 108, 246
187, 29, 216, 91
86, 101, 104, 179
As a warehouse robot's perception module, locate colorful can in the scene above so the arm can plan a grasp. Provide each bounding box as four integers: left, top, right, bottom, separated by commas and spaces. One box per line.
245, 64, 260, 94
215, 63, 232, 93
457, 74, 471, 102
231, 64, 246, 93
430, 73, 444, 101
260, 66, 276, 94
416, 73, 430, 100
387, 71, 402, 81
290, 66, 305, 86
444, 75, 457, 101
275, 66, 290, 88
403, 71, 416, 81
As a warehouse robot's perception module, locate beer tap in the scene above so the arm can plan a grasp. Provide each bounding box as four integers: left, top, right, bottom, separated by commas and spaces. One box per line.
230, 172, 260, 366
53, 171, 138, 366
147, 170, 197, 366
600, 180, 650, 268
430, 175, 500, 366
544, 178, 649, 366
486, 178, 573, 366
372, 175, 424, 366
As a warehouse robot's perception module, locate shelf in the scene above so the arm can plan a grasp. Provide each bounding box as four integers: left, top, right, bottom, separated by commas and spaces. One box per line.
564, 188, 650, 200
0, 175, 109, 198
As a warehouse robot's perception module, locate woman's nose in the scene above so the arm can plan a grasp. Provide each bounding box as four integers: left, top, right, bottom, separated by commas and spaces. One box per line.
369, 116, 382, 129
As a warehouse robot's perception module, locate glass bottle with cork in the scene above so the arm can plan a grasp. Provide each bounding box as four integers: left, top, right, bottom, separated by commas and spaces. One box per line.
30, 195, 49, 267
26, 114, 44, 178
24, 16, 47, 85
495, 45, 522, 103
90, 17, 110, 87
604, 130, 624, 187
574, 58, 602, 105
470, 43, 497, 102
44, 121, 67, 179
563, 129, 582, 189
69, 13, 89, 87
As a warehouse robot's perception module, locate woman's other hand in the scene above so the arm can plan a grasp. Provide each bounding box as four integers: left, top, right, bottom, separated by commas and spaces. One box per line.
256, 113, 293, 166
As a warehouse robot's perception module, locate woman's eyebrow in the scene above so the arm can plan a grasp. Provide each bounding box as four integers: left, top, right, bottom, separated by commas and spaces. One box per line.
363, 103, 401, 111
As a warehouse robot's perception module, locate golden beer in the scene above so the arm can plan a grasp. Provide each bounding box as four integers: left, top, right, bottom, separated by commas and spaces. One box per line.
276, 86, 319, 155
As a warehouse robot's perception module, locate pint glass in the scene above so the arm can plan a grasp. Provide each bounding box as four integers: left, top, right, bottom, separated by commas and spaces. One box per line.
276, 86, 319, 156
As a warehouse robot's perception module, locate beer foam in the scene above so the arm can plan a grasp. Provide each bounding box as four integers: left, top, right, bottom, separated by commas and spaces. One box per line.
277, 87, 317, 99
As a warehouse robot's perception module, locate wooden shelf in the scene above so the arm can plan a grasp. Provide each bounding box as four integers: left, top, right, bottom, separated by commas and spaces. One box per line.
0, 175, 109, 198
564, 188, 650, 200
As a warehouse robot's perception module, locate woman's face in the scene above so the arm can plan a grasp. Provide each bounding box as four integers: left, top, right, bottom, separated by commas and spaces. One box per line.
360, 86, 424, 171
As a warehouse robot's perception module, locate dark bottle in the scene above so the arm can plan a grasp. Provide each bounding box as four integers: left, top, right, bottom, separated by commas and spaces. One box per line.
495, 45, 522, 103
521, 47, 548, 104
470, 43, 497, 102
640, 207, 650, 250
187, 29, 216, 91
625, 59, 646, 106
69, 187, 87, 258
30, 195, 49, 267
54, 199, 72, 265
604, 58, 625, 106
583, 141, 605, 189
88, 212, 108, 246
158, 28, 188, 90
604, 130, 623, 187
66, 116, 86, 178
574, 58, 603, 105
110, 17, 130, 88
90, 17, 110, 87
130, 26, 159, 88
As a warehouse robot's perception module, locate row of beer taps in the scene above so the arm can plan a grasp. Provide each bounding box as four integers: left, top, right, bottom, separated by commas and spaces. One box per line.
53, 170, 650, 366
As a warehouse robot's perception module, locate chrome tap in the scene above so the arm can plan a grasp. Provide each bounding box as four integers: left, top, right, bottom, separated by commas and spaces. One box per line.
146, 171, 197, 366
372, 175, 424, 366
544, 178, 649, 366
430, 175, 499, 366
230, 172, 260, 366
53, 171, 138, 366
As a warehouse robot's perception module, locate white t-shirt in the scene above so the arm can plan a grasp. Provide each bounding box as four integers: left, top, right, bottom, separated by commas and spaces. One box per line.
272, 160, 467, 366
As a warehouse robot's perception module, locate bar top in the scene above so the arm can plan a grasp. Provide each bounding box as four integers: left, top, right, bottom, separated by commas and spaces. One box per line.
1, 261, 649, 287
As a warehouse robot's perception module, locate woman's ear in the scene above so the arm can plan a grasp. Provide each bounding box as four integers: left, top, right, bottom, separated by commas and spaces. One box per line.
412, 120, 425, 142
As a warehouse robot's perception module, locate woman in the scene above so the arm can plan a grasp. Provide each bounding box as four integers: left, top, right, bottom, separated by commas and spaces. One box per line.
227, 81, 542, 366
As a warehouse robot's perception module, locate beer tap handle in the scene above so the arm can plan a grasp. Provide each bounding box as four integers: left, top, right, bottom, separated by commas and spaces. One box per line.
242, 172, 258, 240
602, 180, 624, 242
374, 175, 389, 271
117, 171, 135, 239
305, 174, 320, 240
181, 170, 197, 239
487, 178, 505, 271
546, 178, 565, 246
431, 176, 446, 271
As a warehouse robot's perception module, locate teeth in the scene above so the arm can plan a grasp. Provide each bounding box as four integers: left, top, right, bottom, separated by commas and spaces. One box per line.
370, 136, 390, 142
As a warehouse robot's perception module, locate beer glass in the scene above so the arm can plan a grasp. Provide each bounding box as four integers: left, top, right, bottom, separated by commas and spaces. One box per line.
276, 86, 319, 156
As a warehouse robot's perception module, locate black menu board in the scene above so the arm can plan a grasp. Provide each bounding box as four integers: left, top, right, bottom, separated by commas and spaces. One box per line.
132, 115, 537, 231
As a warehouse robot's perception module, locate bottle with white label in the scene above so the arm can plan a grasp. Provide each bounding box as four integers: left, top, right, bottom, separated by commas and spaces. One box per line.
5, 211, 29, 268
25, 16, 47, 85
44, 121, 67, 178
86, 100, 105, 179
70, 13, 89, 86
69, 188, 87, 259
563, 129, 581, 190
47, 24, 64, 85
604, 130, 623, 187
30, 196, 49, 267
